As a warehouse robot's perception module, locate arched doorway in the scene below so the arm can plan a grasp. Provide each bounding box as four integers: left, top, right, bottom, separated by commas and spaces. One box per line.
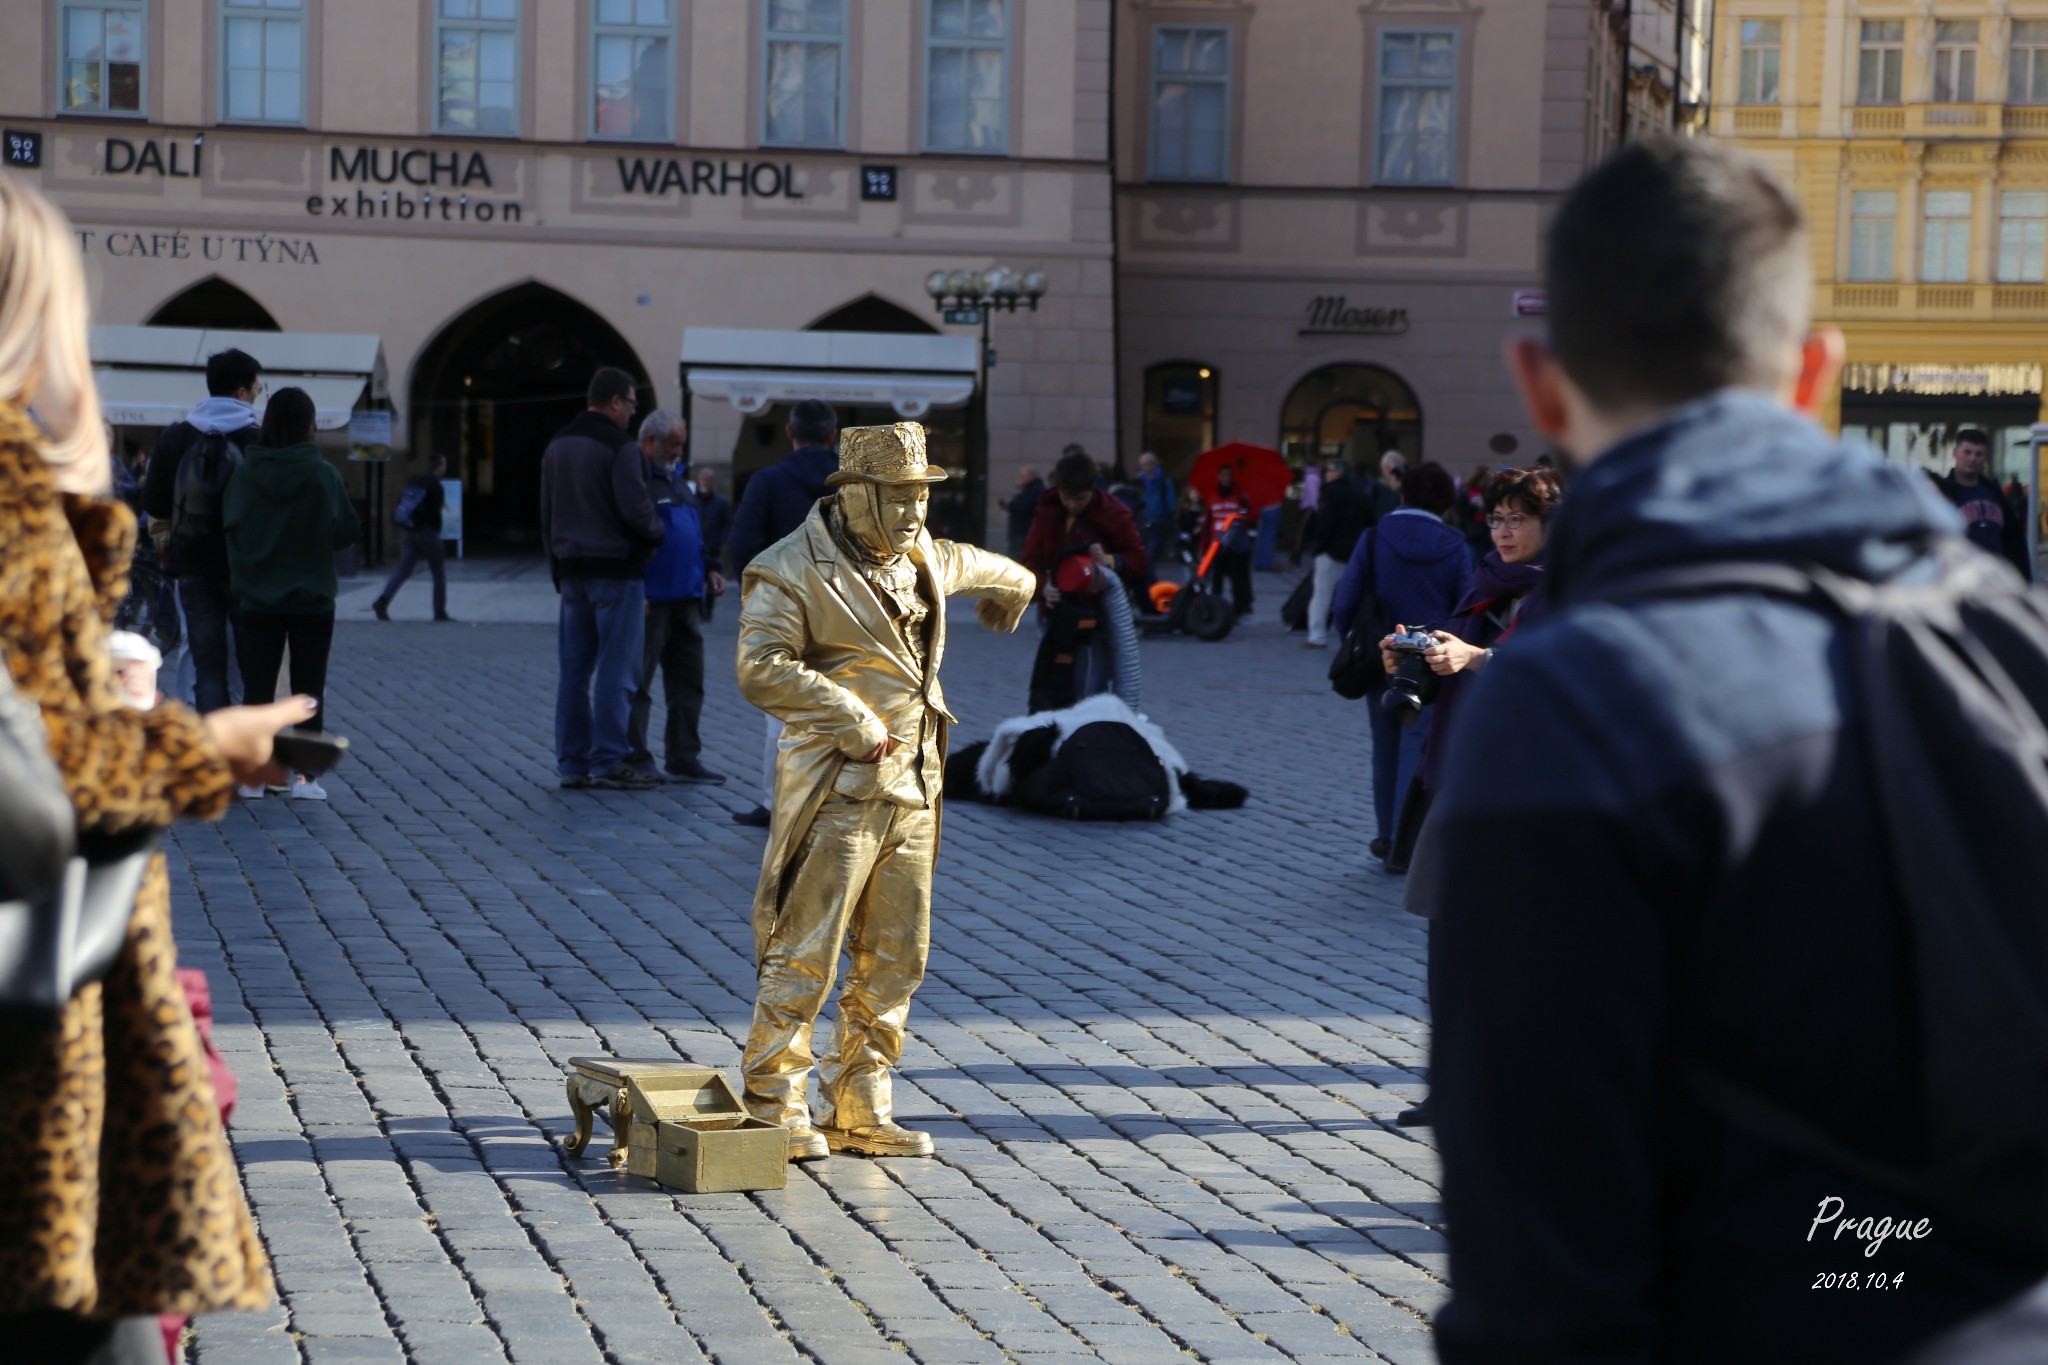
1279, 364, 1422, 469
409, 283, 651, 551
806, 294, 940, 335
145, 277, 280, 330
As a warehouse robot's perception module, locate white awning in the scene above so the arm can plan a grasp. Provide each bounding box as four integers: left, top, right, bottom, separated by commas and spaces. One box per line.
684, 368, 975, 419
94, 368, 369, 430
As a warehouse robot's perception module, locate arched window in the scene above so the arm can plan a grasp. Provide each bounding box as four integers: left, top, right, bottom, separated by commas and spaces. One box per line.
805, 294, 940, 334
1142, 361, 1218, 478
145, 277, 280, 331
1279, 364, 1421, 469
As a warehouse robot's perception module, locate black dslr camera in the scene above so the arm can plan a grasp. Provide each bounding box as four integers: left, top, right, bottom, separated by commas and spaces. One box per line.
1380, 629, 1442, 722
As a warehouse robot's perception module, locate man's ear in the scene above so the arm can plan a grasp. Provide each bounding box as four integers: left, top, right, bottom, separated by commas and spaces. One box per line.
1504, 337, 1572, 444
1790, 327, 1846, 417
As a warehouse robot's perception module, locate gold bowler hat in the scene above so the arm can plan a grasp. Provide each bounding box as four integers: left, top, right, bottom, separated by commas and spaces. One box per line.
827, 422, 950, 486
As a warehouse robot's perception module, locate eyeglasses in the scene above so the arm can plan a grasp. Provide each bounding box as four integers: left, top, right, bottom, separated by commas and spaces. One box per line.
1486, 512, 1532, 532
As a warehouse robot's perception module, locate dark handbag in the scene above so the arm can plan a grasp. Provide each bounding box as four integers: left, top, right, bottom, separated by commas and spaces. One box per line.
0, 652, 158, 1030
1329, 531, 1393, 700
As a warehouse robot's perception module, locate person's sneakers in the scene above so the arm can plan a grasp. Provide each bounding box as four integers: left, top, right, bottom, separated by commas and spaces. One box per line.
559, 774, 592, 790
665, 759, 727, 786
237, 783, 266, 800
786, 1126, 829, 1162
434, 612, 457, 622
1394, 1097, 1433, 1128
732, 805, 772, 827
1369, 837, 1392, 860
1302, 638, 1328, 649
590, 768, 662, 791
371, 599, 390, 621
822, 1123, 934, 1158
264, 781, 291, 795
290, 776, 328, 801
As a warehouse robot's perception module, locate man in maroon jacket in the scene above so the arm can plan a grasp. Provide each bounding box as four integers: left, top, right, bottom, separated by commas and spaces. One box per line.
1020, 450, 1149, 708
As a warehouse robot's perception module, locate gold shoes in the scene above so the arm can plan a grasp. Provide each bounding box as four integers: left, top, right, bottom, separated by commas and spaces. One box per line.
786, 1125, 829, 1162
822, 1123, 935, 1158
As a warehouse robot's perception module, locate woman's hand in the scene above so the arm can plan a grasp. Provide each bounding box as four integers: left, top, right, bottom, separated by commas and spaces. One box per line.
1379, 624, 1409, 675
202, 696, 318, 787
1423, 631, 1487, 676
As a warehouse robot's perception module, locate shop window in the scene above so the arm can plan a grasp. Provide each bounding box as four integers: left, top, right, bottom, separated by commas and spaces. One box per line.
2011, 20, 2048, 103
1150, 26, 1229, 181
1848, 190, 1897, 282
764, 0, 844, 148
1999, 191, 2048, 283
1142, 363, 1218, 475
1737, 20, 1781, 105
1923, 190, 1973, 283
60, 1, 146, 115
1278, 364, 1422, 470
1376, 30, 1457, 185
1858, 20, 1903, 105
436, 0, 520, 136
925, 0, 1007, 153
1932, 20, 1978, 103
221, 0, 304, 125
592, 0, 671, 140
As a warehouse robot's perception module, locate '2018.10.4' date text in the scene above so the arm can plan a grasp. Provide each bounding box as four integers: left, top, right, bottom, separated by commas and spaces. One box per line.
1813, 1271, 1906, 1289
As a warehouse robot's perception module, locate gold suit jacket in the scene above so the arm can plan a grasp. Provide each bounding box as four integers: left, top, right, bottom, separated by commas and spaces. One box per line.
736, 500, 1035, 952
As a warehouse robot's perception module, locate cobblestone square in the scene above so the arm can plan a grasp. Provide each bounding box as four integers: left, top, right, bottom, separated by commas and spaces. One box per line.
179, 577, 1442, 1364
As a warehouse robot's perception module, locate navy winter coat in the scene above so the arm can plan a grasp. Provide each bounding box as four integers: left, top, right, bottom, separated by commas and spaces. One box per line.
1330, 507, 1472, 639
728, 445, 837, 573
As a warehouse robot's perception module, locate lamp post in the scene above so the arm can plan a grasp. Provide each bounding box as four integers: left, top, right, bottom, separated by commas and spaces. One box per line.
925, 266, 1048, 546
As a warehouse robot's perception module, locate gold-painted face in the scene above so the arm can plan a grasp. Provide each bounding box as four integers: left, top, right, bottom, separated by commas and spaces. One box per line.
844, 483, 929, 556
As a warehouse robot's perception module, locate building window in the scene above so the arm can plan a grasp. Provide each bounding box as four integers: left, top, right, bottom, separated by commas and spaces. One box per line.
2011, 20, 2048, 103
1376, 30, 1458, 185
925, 0, 1008, 153
1737, 19, 1781, 105
763, 0, 843, 148
1923, 190, 1973, 283
1999, 191, 2048, 283
1848, 190, 1897, 282
1931, 20, 1978, 103
1142, 363, 1218, 476
593, 0, 670, 140
1858, 20, 1904, 105
1150, 26, 1230, 181
60, 1, 146, 115
222, 0, 304, 125
436, 0, 520, 135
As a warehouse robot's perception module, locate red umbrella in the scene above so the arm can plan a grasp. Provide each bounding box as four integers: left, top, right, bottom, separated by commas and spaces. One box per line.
1188, 441, 1293, 513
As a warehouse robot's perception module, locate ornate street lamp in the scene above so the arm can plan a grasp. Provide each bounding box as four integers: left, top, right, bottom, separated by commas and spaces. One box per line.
924, 266, 1048, 544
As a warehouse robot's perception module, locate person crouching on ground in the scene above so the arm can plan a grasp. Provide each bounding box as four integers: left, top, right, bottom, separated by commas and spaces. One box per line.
1022, 449, 1149, 708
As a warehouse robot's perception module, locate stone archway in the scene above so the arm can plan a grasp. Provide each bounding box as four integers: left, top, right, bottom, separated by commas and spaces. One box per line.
1278, 363, 1423, 469
145, 277, 281, 331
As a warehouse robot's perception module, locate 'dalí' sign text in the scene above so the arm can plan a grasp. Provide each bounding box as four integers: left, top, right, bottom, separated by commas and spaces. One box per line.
1301, 296, 1410, 336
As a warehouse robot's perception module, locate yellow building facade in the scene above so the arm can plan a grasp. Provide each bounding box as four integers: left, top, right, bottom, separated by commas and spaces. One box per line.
1715, 2, 2048, 491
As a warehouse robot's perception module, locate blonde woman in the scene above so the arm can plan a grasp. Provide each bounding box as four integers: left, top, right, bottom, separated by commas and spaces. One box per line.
0, 172, 306, 1360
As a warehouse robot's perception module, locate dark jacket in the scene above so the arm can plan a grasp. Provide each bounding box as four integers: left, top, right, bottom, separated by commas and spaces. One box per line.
1932, 470, 2029, 576
222, 442, 362, 614
1006, 476, 1047, 546
399, 472, 445, 534
729, 444, 836, 573
1306, 474, 1377, 563
539, 409, 663, 581
1419, 392, 2041, 1365
694, 483, 732, 568
1331, 507, 1472, 638
142, 399, 261, 581
1413, 550, 1546, 792
1020, 487, 1151, 594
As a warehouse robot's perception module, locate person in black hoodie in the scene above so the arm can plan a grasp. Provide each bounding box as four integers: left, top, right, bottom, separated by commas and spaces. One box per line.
369, 453, 451, 621
1415, 138, 2048, 1362
539, 367, 664, 791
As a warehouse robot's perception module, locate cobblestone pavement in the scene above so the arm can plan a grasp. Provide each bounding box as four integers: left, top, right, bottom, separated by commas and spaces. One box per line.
179, 574, 1440, 1365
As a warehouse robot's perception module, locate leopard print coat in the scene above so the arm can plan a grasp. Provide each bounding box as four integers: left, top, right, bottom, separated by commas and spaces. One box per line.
0, 403, 274, 1317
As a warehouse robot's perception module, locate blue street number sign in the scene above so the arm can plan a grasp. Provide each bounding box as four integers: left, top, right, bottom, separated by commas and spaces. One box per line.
942, 307, 983, 326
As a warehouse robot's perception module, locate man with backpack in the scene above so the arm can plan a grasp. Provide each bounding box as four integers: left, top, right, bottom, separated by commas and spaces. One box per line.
623, 409, 725, 785
369, 453, 452, 622
143, 348, 262, 713
1415, 137, 2048, 1362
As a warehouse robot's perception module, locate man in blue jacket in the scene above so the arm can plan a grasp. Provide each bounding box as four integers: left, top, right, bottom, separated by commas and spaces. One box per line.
625, 409, 726, 785
727, 398, 838, 826
1418, 138, 2046, 1361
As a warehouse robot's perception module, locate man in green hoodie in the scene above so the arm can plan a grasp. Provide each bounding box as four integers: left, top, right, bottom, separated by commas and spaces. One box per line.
223, 386, 361, 800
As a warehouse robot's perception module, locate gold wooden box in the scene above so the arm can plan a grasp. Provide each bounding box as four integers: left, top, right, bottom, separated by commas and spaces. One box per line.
563, 1056, 787, 1193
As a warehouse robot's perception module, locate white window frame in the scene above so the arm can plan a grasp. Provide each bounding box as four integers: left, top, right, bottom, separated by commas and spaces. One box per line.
1998, 190, 2048, 283
1149, 24, 1232, 182
1738, 19, 1782, 106
1848, 189, 1897, 282
761, 0, 846, 150
1374, 28, 1459, 187
1922, 190, 1973, 283
590, 0, 674, 142
1858, 19, 1904, 105
2010, 19, 2048, 104
1931, 20, 1978, 103
434, 0, 522, 138
220, 0, 306, 127
923, 0, 1009, 154
59, 0, 148, 117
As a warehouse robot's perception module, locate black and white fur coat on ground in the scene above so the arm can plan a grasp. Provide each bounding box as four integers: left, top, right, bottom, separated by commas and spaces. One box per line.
946, 693, 1248, 819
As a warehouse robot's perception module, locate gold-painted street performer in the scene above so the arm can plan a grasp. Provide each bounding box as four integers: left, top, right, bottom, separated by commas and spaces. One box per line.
736, 422, 1034, 1160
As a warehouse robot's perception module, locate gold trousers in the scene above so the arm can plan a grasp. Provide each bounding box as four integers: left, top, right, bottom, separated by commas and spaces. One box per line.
743, 794, 937, 1131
